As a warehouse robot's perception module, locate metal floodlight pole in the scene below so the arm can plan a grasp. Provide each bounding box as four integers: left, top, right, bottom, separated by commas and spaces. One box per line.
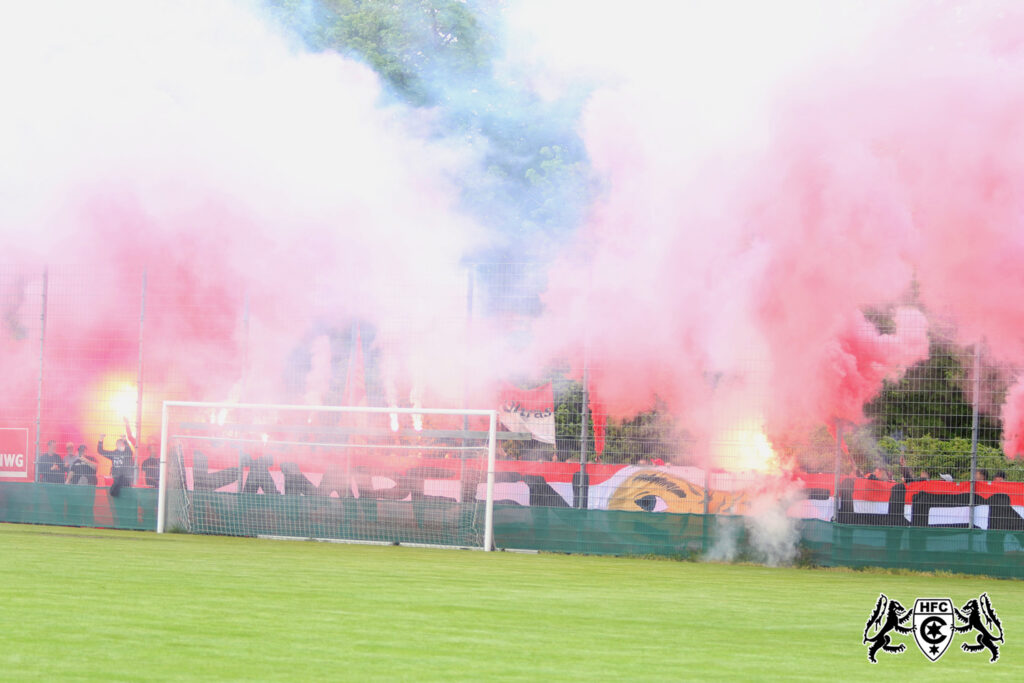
968, 341, 982, 529
832, 420, 843, 523
34, 267, 49, 480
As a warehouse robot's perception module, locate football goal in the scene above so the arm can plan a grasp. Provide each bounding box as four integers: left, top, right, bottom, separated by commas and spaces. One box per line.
157, 401, 498, 550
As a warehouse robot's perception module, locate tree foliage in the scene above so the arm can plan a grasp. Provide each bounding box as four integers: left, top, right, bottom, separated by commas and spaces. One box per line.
266, 0, 593, 247
864, 338, 1004, 448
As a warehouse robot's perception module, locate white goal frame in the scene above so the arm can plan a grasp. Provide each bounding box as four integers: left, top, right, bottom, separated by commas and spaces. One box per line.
157, 401, 499, 550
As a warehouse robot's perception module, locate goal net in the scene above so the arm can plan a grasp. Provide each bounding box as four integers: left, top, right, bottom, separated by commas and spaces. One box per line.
156, 402, 498, 550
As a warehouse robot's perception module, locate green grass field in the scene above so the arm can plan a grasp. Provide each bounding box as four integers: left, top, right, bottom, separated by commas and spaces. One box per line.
1, 523, 1022, 681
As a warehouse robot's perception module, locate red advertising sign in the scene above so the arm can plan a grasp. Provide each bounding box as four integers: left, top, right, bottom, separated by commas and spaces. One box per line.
0, 428, 30, 481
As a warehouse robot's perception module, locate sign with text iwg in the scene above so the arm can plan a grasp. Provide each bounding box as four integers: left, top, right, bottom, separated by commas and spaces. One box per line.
0, 428, 30, 481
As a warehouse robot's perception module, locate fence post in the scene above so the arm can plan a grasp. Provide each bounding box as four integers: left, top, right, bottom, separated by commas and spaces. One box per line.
135, 269, 147, 482
576, 351, 589, 509
703, 373, 722, 520
242, 289, 250, 397
968, 342, 981, 529
33, 267, 48, 480
703, 459, 711, 515
157, 401, 169, 533
460, 266, 474, 497
832, 421, 842, 523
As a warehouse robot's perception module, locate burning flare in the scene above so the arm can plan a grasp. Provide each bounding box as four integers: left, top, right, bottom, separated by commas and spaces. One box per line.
712, 421, 780, 473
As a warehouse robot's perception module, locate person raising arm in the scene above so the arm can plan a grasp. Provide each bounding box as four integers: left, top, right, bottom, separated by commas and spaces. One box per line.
97, 434, 134, 497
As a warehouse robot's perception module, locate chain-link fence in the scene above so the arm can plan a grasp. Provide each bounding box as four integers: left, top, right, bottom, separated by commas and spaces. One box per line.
2, 263, 1023, 576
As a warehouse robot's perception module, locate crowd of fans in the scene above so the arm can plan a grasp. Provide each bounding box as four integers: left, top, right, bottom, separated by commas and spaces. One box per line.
34, 421, 160, 495
32, 426, 1014, 494
860, 455, 1008, 484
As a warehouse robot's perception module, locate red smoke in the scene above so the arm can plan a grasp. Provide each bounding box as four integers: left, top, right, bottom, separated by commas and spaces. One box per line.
1002, 382, 1024, 459
7, 1, 1024, 468
533, 1, 1024, 459
774, 308, 929, 431
0, 1, 487, 450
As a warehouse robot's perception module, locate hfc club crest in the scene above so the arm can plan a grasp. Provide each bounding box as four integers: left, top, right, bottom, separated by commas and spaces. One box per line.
863, 593, 1004, 663
913, 598, 954, 661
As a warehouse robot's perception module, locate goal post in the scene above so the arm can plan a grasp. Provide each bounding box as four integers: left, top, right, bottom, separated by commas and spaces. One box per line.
157, 401, 498, 551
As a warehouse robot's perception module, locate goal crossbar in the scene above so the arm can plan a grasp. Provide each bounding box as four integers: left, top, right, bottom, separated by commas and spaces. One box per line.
174, 422, 530, 441
161, 401, 498, 416
157, 401, 499, 551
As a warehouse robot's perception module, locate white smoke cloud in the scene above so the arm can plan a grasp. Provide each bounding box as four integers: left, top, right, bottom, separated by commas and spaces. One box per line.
704, 481, 803, 566
0, 0, 493, 417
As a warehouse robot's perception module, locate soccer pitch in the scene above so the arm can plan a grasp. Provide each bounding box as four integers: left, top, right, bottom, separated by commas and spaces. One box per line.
1, 523, 1021, 681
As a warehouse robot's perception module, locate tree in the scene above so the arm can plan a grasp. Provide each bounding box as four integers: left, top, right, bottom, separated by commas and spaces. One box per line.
269, 0, 492, 102
864, 338, 1004, 448
266, 0, 594, 249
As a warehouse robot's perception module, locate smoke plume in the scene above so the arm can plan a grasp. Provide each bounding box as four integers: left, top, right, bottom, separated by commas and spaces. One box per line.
705, 481, 803, 567
6, 0, 1024, 468
514, 1, 1024, 460
0, 1, 488, 440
